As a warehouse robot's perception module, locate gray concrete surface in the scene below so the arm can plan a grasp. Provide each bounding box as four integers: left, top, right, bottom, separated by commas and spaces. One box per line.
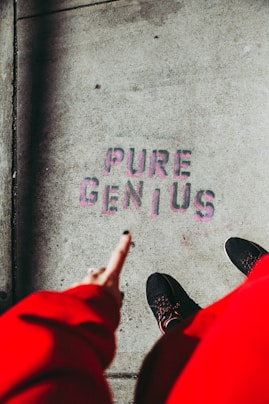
15, 0, 269, 402
0, 0, 13, 312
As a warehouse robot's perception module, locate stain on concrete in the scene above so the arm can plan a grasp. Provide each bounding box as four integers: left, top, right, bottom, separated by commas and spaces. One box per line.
138, 0, 184, 26
101, 0, 184, 27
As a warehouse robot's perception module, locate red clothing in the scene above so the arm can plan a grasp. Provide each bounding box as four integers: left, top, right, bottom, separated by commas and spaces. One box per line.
0, 285, 119, 403
1, 255, 269, 403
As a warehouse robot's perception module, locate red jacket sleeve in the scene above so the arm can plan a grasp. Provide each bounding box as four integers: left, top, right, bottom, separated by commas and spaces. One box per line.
0, 285, 119, 404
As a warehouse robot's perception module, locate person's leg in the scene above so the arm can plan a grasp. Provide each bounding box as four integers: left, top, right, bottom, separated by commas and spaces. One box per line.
139, 240, 269, 403
147, 237, 269, 335
138, 239, 269, 403
146, 272, 201, 334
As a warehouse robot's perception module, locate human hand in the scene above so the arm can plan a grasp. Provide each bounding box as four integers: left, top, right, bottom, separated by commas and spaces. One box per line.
71, 231, 132, 307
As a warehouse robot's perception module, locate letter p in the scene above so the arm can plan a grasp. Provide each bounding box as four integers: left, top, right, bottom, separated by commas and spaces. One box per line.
103, 148, 125, 176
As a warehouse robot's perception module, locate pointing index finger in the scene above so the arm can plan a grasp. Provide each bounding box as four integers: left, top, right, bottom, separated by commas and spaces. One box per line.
106, 232, 132, 278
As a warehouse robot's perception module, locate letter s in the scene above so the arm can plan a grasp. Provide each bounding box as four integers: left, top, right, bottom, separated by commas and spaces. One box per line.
194, 190, 215, 222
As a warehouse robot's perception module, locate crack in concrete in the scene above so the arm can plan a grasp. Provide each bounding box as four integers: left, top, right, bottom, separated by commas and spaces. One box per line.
11, 0, 18, 305
106, 372, 138, 379
17, 0, 122, 21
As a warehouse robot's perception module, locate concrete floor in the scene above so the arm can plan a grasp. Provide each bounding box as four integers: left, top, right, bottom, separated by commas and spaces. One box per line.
2, 0, 269, 402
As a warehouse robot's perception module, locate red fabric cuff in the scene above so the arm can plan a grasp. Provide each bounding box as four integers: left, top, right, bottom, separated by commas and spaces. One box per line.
63, 284, 120, 328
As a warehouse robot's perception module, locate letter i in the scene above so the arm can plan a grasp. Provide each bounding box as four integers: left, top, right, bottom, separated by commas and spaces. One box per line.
151, 189, 160, 219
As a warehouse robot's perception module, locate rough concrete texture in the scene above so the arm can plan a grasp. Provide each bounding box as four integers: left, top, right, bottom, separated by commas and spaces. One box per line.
0, 1, 13, 312
17, 0, 269, 401
108, 377, 137, 404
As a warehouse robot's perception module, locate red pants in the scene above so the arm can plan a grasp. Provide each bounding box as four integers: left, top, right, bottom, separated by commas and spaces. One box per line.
135, 254, 269, 403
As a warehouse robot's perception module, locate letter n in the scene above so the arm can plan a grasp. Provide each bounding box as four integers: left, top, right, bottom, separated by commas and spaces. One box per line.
123, 181, 143, 210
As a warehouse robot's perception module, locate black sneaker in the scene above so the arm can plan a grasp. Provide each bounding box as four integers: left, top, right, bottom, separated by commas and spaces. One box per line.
146, 272, 201, 334
225, 237, 268, 276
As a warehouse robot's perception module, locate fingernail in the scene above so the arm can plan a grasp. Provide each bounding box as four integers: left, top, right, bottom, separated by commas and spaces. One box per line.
123, 230, 129, 235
